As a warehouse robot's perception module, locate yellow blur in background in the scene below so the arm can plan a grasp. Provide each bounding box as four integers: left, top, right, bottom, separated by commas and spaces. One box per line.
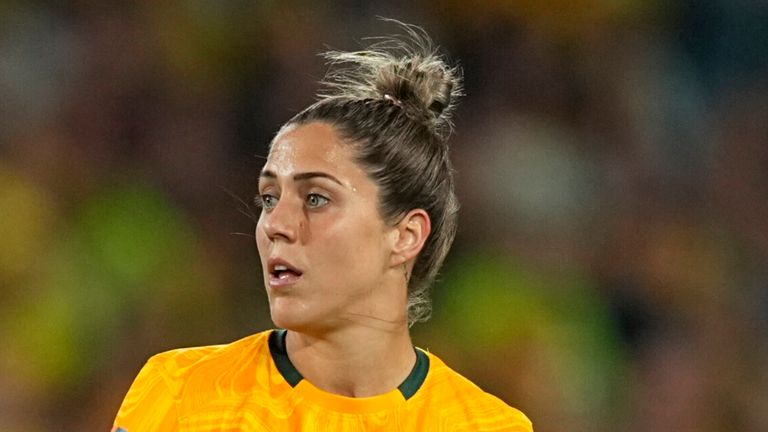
1, 1, 767, 431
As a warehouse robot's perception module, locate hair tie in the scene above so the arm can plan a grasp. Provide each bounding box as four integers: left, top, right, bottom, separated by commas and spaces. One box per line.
384, 94, 403, 107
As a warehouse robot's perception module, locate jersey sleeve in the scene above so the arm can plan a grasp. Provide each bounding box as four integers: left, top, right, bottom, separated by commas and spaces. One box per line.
112, 357, 180, 431
453, 397, 534, 432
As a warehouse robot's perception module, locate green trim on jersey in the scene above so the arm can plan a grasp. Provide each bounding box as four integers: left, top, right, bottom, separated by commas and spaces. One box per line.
269, 329, 304, 386
398, 348, 429, 399
268, 329, 429, 400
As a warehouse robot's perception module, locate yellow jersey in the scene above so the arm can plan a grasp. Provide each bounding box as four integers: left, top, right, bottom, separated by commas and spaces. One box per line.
113, 330, 532, 431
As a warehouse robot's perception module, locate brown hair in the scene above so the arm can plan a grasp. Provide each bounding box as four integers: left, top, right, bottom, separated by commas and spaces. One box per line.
277, 21, 463, 324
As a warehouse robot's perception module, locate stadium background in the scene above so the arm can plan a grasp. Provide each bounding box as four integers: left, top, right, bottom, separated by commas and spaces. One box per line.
1, 1, 767, 430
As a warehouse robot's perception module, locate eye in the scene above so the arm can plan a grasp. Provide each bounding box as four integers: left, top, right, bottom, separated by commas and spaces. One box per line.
256, 194, 278, 210
306, 193, 329, 208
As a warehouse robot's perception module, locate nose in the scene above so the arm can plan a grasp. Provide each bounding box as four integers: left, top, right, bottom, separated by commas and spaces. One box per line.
258, 196, 301, 244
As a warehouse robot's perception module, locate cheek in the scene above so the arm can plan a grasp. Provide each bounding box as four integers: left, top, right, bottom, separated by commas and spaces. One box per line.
319, 219, 386, 269
255, 218, 269, 255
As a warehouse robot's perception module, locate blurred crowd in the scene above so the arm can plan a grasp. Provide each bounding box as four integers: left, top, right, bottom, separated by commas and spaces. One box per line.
1, 1, 767, 431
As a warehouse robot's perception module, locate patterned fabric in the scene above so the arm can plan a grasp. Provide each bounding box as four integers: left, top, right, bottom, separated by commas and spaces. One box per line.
113, 330, 532, 431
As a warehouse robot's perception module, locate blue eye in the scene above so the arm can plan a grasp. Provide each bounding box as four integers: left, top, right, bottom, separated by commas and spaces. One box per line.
258, 194, 278, 210
307, 193, 329, 208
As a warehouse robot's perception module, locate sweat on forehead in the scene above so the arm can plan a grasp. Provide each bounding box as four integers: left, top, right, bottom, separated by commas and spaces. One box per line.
259, 122, 371, 192
268, 122, 349, 160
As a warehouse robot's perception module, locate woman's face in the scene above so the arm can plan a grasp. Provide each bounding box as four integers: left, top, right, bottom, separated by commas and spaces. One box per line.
256, 122, 399, 332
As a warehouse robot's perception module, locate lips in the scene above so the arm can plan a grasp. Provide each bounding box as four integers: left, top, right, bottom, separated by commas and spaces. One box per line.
267, 258, 303, 287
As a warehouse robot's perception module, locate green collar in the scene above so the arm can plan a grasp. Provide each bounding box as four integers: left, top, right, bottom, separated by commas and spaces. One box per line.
268, 329, 429, 400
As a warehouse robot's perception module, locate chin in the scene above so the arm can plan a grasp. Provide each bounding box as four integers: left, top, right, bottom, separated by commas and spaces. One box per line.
269, 300, 311, 331
269, 303, 337, 336
269, 312, 299, 330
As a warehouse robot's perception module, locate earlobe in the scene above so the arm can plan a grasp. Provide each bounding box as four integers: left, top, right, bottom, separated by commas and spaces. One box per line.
390, 209, 431, 267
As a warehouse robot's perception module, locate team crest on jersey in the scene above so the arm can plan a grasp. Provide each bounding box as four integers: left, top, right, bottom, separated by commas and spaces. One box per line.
111, 427, 128, 432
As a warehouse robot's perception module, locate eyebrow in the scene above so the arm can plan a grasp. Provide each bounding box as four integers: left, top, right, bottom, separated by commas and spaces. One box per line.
259, 170, 344, 186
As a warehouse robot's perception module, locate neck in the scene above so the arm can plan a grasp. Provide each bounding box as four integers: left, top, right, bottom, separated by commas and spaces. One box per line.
285, 323, 415, 398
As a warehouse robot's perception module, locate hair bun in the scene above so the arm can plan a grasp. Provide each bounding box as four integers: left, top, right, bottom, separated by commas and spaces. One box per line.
383, 58, 455, 118
318, 20, 463, 138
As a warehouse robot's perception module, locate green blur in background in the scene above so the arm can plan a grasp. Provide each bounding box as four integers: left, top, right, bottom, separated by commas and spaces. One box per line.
1, 1, 767, 431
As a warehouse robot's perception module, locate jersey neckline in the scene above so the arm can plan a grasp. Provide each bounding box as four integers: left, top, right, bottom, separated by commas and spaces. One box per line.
268, 329, 429, 412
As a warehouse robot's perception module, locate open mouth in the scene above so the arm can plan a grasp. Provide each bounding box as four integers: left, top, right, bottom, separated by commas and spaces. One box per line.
267, 259, 303, 286
271, 264, 303, 280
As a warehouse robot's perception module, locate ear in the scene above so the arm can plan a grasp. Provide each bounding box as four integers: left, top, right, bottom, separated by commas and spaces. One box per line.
390, 209, 431, 267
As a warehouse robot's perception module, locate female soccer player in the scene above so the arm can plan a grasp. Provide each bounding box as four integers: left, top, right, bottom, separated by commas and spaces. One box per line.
113, 23, 532, 431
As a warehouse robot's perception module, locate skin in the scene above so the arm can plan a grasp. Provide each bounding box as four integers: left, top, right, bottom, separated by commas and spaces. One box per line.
255, 121, 431, 397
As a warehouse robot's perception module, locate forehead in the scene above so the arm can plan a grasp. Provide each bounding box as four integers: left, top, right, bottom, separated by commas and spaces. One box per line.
263, 122, 363, 184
